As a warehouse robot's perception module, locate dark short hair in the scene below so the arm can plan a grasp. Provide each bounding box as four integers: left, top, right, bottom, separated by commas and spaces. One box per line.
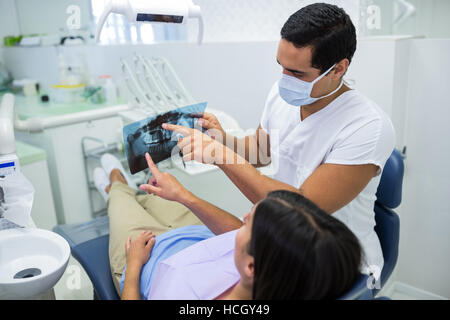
281, 3, 357, 73
248, 190, 362, 300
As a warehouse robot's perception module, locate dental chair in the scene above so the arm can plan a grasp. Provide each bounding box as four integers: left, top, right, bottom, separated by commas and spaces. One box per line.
53, 150, 403, 300
338, 274, 372, 300
339, 149, 403, 300
372, 149, 404, 296
53, 215, 119, 300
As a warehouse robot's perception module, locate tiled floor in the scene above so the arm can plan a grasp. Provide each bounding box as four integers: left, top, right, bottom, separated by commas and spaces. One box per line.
379, 281, 447, 300
389, 292, 418, 300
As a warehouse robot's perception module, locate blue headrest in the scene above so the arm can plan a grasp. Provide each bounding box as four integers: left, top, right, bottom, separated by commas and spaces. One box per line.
376, 149, 404, 209
338, 274, 373, 300
374, 205, 400, 290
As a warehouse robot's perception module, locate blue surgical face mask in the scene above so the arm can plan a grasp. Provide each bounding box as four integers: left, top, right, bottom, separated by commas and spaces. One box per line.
278, 63, 343, 106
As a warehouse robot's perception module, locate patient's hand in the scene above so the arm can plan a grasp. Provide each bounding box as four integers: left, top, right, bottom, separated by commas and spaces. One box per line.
125, 231, 155, 269
140, 153, 192, 203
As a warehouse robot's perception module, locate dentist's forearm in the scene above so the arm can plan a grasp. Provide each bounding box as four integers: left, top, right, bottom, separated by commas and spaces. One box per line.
221, 133, 243, 156
217, 149, 298, 204
180, 191, 243, 235
222, 133, 269, 168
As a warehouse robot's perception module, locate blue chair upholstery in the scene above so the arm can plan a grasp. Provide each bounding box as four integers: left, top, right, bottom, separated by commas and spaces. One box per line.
376, 149, 404, 209
71, 235, 120, 300
373, 149, 404, 294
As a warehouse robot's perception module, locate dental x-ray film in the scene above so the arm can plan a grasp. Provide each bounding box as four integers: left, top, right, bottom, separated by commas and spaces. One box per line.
123, 102, 207, 174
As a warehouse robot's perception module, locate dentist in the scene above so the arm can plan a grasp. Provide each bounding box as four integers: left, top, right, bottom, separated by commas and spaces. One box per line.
163, 3, 395, 278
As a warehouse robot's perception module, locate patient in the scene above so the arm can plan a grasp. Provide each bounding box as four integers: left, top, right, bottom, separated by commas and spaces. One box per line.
94, 153, 362, 300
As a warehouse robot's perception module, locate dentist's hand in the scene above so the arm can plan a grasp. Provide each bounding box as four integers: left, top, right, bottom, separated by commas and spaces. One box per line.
162, 123, 227, 165
196, 112, 226, 141
139, 153, 191, 203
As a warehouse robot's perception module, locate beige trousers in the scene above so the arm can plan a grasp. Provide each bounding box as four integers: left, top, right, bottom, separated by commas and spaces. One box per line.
107, 182, 203, 295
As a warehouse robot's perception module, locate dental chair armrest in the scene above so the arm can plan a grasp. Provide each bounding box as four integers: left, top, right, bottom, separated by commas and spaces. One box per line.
71, 235, 120, 300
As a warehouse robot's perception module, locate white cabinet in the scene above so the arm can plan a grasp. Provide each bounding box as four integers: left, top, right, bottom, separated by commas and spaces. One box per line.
15, 141, 57, 231
17, 116, 123, 225
21, 160, 57, 230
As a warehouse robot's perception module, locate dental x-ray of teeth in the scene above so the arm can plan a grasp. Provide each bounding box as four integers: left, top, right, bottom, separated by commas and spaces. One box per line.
123, 102, 207, 174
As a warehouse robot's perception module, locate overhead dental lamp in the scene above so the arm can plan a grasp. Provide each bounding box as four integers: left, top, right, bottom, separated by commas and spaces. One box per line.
95, 0, 204, 44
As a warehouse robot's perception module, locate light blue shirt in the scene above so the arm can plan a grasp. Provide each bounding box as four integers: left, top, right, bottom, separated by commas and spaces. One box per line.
148, 228, 240, 300
119, 225, 215, 299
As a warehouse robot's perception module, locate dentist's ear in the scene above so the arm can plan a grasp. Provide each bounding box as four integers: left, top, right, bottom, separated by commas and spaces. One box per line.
333, 59, 350, 80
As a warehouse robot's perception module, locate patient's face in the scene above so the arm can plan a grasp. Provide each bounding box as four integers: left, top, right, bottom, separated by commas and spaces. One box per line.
234, 205, 255, 284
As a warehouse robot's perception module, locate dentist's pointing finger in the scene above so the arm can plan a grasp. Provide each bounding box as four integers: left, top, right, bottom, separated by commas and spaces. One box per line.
162, 123, 193, 136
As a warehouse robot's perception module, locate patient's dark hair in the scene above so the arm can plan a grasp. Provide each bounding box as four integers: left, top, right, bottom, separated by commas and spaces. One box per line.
248, 190, 361, 300
281, 3, 357, 73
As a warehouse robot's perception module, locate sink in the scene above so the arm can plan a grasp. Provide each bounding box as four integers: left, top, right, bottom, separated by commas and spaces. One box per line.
0, 228, 70, 299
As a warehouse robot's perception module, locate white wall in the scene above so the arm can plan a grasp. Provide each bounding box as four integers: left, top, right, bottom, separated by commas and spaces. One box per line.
361, 0, 450, 38
394, 0, 450, 38
393, 39, 450, 299
186, 0, 360, 42
0, 0, 20, 43
2, 38, 402, 131
14, 0, 92, 35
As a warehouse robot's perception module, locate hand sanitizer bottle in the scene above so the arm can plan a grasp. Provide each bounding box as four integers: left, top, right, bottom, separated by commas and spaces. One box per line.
101, 75, 118, 105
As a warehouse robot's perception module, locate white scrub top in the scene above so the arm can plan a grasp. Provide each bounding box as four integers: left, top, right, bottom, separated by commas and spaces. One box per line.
260, 83, 396, 276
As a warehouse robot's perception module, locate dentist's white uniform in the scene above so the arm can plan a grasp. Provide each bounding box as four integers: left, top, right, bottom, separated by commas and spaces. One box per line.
260, 83, 396, 275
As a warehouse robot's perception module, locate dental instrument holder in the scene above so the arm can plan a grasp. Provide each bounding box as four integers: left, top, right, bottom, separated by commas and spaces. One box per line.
95, 0, 204, 45
83, 53, 199, 217
121, 54, 195, 115
82, 137, 122, 218
81, 136, 149, 219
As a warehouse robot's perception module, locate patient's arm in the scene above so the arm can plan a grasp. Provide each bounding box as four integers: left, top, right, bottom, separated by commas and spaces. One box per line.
121, 265, 141, 300
122, 231, 156, 300
140, 153, 243, 235
179, 191, 243, 235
